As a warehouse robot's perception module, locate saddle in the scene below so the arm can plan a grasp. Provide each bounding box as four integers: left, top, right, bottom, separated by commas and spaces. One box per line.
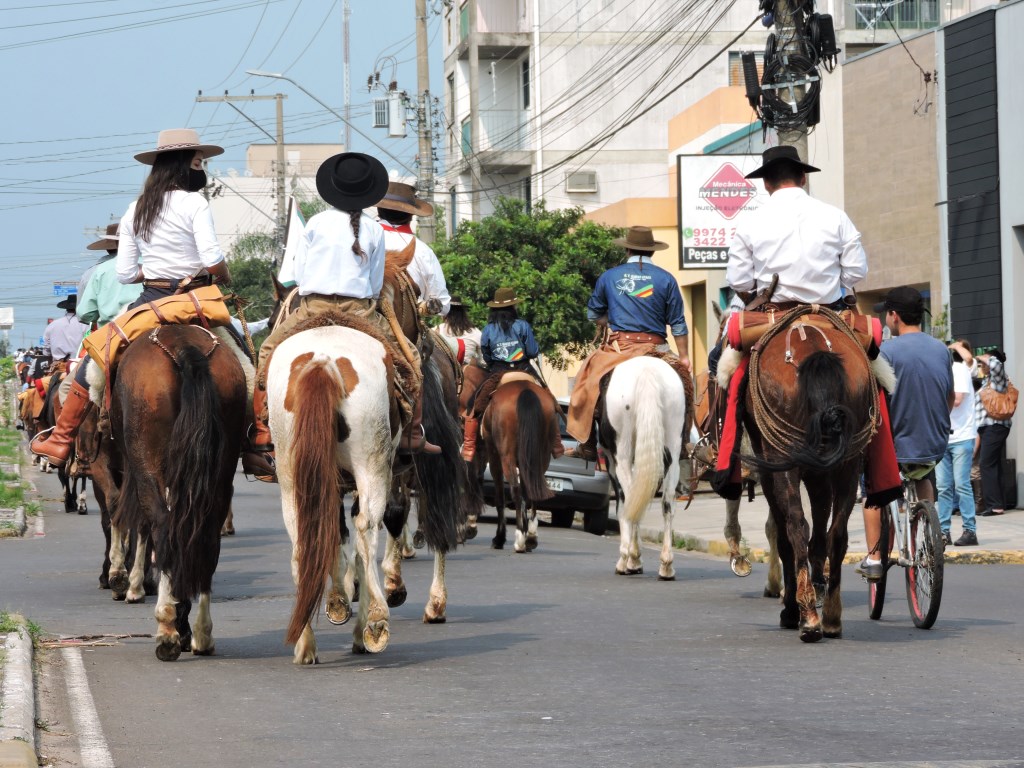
727, 306, 875, 356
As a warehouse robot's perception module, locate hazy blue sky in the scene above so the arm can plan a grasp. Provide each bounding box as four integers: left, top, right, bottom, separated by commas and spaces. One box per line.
0, 0, 443, 347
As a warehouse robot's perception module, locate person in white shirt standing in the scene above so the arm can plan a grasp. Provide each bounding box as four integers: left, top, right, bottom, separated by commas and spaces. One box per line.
32, 128, 232, 467
936, 339, 979, 547
375, 181, 451, 318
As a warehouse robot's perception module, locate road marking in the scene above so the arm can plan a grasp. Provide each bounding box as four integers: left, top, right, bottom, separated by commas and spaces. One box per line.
61, 647, 114, 768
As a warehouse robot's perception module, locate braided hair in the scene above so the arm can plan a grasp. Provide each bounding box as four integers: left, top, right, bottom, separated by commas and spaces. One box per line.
346, 210, 366, 260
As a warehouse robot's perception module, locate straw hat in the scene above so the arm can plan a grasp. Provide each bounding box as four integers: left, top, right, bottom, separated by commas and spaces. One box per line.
486, 287, 521, 308
376, 181, 434, 216
315, 152, 389, 211
86, 223, 119, 251
134, 128, 224, 165
613, 225, 669, 252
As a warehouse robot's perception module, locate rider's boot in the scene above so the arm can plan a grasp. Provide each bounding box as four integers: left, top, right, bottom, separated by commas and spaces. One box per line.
461, 416, 479, 462
30, 380, 91, 467
399, 395, 442, 455
565, 430, 598, 462
241, 385, 277, 483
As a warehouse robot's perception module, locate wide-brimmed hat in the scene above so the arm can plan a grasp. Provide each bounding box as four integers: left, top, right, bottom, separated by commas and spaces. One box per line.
487, 287, 521, 308
376, 181, 433, 216
745, 145, 820, 179
56, 295, 77, 312
86, 223, 119, 251
134, 128, 224, 165
316, 152, 389, 211
613, 225, 669, 252
448, 296, 464, 307
873, 286, 927, 315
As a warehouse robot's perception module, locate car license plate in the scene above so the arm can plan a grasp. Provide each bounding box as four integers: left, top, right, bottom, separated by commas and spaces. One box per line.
546, 477, 564, 492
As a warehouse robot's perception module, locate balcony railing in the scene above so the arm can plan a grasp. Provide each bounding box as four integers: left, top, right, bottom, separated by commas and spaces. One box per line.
848, 0, 969, 30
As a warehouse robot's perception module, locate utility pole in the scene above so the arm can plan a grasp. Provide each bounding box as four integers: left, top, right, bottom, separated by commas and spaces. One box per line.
343, 0, 351, 150
415, 0, 435, 243
196, 92, 288, 250
772, 0, 808, 159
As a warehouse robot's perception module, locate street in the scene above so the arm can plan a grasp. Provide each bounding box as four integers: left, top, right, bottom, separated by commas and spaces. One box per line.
3, 467, 1023, 768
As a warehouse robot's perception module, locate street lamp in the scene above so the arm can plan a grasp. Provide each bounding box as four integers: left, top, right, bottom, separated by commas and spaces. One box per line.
246, 69, 415, 175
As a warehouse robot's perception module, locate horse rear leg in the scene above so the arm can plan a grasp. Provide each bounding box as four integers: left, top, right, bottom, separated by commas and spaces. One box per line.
191, 592, 215, 655
382, 487, 409, 608
125, 531, 149, 603
154, 572, 185, 661
764, 513, 783, 598
658, 461, 680, 581
490, 455, 507, 550
107, 524, 130, 600
351, 468, 390, 654
423, 551, 448, 624
724, 497, 753, 578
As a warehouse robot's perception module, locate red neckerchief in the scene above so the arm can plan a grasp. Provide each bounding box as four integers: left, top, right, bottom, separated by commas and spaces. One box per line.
379, 221, 414, 234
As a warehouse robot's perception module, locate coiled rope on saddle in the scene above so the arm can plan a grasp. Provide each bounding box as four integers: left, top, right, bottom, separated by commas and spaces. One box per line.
747, 305, 878, 460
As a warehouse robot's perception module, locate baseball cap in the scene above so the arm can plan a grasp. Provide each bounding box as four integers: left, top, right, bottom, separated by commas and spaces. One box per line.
873, 286, 925, 314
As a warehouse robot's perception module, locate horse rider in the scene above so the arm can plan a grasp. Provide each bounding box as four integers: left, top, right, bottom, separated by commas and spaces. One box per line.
438, 296, 483, 367
565, 225, 692, 462
375, 181, 452, 318
32, 128, 233, 467
43, 294, 88, 371
710, 145, 901, 507
460, 287, 565, 462
243, 151, 442, 483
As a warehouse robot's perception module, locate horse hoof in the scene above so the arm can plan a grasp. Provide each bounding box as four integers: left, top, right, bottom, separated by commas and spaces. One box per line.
822, 627, 842, 639
657, 573, 676, 581
386, 585, 408, 608
192, 644, 215, 656
616, 567, 643, 576
326, 595, 352, 625
464, 526, 478, 541
98, 577, 109, 590
423, 613, 447, 624
525, 537, 538, 552
155, 637, 182, 662
763, 587, 782, 599
799, 626, 823, 643
400, 547, 416, 560
413, 530, 426, 549
491, 539, 504, 550
730, 556, 752, 577
779, 610, 799, 630
108, 572, 129, 594
125, 593, 145, 604
361, 621, 389, 654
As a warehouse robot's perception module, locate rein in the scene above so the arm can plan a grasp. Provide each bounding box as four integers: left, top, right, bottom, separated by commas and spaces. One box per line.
748, 305, 878, 460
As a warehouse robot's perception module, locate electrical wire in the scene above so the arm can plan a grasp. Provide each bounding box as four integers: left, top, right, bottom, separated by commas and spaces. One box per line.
281, 0, 339, 74
207, 0, 272, 90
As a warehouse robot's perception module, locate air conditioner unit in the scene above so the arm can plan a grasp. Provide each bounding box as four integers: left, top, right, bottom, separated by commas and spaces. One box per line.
565, 170, 597, 193
373, 99, 389, 128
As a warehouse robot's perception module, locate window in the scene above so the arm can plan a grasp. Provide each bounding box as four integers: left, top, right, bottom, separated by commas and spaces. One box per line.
521, 58, 530, 109
460, 2, 469, 40
461, 118, 472, 157
728, 51, 763, 87
565, 170, 597, 193
854, 0, 941, 30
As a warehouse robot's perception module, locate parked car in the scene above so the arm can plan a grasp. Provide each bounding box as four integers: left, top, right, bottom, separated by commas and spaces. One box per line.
481, 398, 614, 535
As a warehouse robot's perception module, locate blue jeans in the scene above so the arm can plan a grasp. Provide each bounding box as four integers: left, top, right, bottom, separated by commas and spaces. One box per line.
936, 438, 976, 533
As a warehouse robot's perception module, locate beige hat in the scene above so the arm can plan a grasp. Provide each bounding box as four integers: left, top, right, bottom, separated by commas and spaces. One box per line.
134, 128, 224, 165
86, 223, 119, 251
376, 181, 434, 216
612, 225, 669, 252
486, 287, 521, 308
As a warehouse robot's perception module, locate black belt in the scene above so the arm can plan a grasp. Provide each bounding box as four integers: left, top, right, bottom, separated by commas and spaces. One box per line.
142, 275, 216, 291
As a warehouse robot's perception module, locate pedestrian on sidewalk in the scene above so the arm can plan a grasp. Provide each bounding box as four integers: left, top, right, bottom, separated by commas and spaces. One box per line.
975, 349, 1013, 517
936, 340, 978, 546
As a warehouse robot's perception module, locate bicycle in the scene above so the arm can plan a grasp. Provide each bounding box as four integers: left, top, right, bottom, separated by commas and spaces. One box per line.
866, 475, 944, 629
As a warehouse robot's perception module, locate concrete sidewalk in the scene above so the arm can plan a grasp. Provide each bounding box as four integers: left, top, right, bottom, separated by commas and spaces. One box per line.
635, 486, 1024, 565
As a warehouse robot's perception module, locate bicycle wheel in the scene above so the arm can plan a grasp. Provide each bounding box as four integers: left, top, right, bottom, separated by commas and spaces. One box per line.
904, 500, 944, 629
868, 501, 891, 620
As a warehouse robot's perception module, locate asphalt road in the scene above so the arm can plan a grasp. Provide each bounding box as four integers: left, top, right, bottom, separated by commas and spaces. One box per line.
3, 467, 1023, 768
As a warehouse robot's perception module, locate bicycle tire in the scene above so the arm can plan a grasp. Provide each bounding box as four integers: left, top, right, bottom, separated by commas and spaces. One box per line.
904, 500, 944, 629
868, 501, 891, 620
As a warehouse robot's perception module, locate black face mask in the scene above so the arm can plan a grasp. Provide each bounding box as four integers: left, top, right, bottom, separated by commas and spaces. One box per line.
186, 168, 207, 192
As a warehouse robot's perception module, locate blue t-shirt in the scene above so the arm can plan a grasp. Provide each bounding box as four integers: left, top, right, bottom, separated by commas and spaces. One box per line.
880, 332, 954, 464
480, 318, 539, 366
587, 257, 688, 337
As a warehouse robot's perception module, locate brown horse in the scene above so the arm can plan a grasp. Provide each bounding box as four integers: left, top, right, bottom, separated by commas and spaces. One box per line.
109, 324, 247, 660
738, 309, 876, 642
476, 378, 560, 552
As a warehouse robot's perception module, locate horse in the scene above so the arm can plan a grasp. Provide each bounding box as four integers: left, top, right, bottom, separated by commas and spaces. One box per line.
597, 356, 685, 579
471, 376, 561, 552
268, 324, 399, 664
731, 307, 877, 642
109, 324, 247, 660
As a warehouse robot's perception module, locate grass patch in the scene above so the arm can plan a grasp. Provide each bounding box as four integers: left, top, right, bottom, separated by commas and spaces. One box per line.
24, 500, 40, 517
0, 611, 20, 633
672, 534, 702, 551
0, 481, 25, 508
0, 521, 19, 537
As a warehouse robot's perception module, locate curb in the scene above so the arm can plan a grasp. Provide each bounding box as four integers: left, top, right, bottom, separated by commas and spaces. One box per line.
639, 526, 1024, 566
0, 619, 37, 768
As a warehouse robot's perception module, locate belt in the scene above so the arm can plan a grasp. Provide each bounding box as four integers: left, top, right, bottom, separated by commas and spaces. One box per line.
142, 275, 216, 291
608, 331, 666, 344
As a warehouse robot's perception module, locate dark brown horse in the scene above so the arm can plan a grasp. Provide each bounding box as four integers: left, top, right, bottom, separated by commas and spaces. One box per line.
739, 309, 876, 642
476, 377, 560, 552
110, 324, 247, 660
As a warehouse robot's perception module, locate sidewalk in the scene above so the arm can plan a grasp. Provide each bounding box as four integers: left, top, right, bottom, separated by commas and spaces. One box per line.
637, 486, 1024, 565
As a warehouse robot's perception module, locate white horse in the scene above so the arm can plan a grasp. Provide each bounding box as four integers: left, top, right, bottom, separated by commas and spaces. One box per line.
268, 326, 399, 665
601, 356, 685, 579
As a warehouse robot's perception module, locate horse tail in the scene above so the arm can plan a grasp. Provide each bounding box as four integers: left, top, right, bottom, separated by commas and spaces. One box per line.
757, 350, 854, 472
516, 388, 553, 502
624, 370, 667, 522
287, 355, 347, 644
164, 346, 228, 600
412, 357, 465, 552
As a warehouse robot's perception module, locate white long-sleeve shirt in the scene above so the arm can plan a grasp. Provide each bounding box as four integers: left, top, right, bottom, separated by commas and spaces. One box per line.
117, 190, 225, 283
726, 186, 867, 304
279, 209, 386, 298
379, 225, 451, 316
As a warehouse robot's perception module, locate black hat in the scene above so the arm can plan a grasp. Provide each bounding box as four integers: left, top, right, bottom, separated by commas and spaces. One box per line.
315, 152, 389, 211
56, 295, 77, 312
873, 286, 925, 315
745, 145, 821, 179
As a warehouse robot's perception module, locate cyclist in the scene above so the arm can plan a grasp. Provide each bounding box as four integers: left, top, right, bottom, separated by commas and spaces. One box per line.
857, 286, 953, 580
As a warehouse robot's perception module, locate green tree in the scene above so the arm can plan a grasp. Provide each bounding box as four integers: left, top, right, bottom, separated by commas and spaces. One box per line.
433, 198, 624, 368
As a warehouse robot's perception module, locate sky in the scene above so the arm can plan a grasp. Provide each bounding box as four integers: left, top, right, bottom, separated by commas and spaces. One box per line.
0, 0, 444, 349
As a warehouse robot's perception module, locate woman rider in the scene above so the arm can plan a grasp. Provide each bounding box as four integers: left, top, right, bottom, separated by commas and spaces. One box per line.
31, 128, 234, 467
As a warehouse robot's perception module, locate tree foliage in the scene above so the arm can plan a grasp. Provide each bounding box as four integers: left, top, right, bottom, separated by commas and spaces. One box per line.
433, 198, 624, 367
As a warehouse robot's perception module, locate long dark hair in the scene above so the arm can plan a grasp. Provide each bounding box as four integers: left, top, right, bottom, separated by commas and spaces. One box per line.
444, 303, 476, 336
488, 306, 517, 334
133, 149, 195, 241
346, 210, 365, 260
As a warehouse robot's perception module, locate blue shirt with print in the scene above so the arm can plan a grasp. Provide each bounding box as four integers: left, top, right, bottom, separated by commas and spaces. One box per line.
480, 318, 539, 366
587, 257, 688, 337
